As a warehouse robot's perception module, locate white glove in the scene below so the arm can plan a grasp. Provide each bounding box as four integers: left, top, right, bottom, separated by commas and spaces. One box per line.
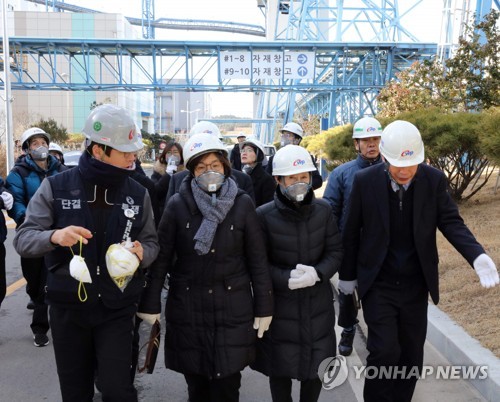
473, 254, 499, 288
338, 279, 358, 295
288, 264, 320, 290
137, 312, 161, 325
0, 192, 13, 210
253, 316, 272, 338
166, 164, 177, 175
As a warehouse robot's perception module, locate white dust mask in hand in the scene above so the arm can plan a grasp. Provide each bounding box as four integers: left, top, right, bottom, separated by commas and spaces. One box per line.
69, 255, 92, 283
69, 237, 91, 302
105, 238, 140, 292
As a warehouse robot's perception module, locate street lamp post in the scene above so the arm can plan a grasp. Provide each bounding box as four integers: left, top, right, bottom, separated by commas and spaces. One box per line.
180, 100, 201, 132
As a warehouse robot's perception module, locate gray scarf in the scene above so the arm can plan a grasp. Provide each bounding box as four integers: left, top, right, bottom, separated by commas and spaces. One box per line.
191, 177, 238, 255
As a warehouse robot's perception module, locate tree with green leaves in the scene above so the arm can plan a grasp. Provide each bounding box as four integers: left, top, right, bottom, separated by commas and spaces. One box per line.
32, 117, 68, 144
377, 10, 499, 116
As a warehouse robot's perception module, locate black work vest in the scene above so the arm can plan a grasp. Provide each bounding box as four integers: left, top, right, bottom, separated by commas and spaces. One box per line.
44, 168, 147, 310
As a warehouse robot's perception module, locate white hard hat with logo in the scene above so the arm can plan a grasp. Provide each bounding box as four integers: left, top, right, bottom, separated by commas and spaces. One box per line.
82, 104, 143, 153
21, 127, 51, 151
353, 117, 383, 139
183, 133, 228, 168
272, 145, 316, 176
379, 120, 425, 167
49, 143, 63, 154
280, 122, 304, 139
189, 121, 223, 140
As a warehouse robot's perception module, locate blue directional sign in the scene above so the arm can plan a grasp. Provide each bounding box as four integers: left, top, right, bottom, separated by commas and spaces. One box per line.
297, 54, 308, 64
297, 66, 308, 77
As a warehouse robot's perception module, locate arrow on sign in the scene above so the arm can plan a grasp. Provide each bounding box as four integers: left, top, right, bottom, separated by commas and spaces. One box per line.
297, 54, 308, 64
297, 66, 308, 77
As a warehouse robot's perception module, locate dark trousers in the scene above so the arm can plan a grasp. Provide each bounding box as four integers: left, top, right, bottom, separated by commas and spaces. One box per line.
0, 244, 6, 307
362, 277, 428, 402
269, 377, 323, 402
49, 302, 138, 402
184, 372, 242, 402
337, 290, 359, 329
21, 256, 49, 335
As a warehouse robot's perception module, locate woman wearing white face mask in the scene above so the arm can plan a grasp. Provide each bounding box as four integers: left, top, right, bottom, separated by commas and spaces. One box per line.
138, 133, 274, 402
251, 145, 343, 402
6, 127, 68, 348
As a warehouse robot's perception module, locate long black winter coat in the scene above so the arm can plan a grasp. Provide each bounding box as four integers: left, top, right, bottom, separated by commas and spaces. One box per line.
251, 189, 343, 380
140, 176, 274, 379
247, 163, 276, 207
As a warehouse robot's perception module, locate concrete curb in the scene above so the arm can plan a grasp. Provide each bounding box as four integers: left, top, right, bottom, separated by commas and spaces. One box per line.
331, 276, 499, 401
426, 304, 500, 401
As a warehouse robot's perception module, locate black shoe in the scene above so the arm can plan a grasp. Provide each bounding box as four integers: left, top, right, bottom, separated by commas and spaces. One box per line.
338, 328, 355, 356
33, 333, 49, 347
27, 299, 35, 310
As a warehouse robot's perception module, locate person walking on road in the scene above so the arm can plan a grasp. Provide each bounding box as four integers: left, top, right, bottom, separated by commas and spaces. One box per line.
0, 178, 13, 309
252, 145, 343, 402
323, 116, 383, 356
339, 120, 499, 402
230, 133, 246, 171
6, 127, 67, 347
240, 136, 276, 207
138, 133, 273, 402
265, 122, 323, 190
13, 104, 159, 402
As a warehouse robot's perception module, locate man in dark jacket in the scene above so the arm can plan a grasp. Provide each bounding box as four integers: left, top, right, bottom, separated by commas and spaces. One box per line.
7, 127, 67, 347
339, 120, 498, 402
14, 105, 159, 402
323, 116, 383, 356
252, 145, 343, 402
229, 133, 246, 171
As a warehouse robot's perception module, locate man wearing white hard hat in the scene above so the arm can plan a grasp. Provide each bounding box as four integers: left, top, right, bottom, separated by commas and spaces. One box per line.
251, 145, 343, 402
265, 122, 323, 190
339, 120, 499, 401
323, 116, 383, 357
14, 104, 159, 401
165, 121, 255, 206
7, 127, 68, 348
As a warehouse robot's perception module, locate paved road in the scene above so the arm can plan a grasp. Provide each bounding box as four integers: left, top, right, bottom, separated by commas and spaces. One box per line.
0, 186, 488, 402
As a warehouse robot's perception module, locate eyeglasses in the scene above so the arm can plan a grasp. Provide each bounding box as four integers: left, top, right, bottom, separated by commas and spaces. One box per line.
241, 147, 255, 154
280, 132, 296, 140
194, 160, 223, 175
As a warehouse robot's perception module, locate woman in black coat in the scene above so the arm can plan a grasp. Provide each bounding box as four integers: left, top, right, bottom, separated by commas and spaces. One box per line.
240, 137, 276, 207
138, 133, 274, 402
251, 145, 343, 402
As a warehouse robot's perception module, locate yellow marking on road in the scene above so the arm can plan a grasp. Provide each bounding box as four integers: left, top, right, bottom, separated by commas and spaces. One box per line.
6, 278, 27, 297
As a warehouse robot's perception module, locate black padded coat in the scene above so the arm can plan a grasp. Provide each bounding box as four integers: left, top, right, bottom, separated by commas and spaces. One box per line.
251, 189, 343, 380
139, 176, 274, 379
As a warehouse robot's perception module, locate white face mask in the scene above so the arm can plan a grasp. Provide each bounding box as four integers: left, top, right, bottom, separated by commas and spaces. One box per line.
195, 171, 225, 193
69, 255, 92, 283
281, 182, 311, 202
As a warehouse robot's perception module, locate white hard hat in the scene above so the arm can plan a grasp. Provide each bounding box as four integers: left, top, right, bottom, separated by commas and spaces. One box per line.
190, 121, 223, 140
272, 145, 316, 176
280, 122, 304, 139
379, 120, 425, 167
241, 136, 265, 163
21, 127, 50, 151
353, 117, 383, 139
49, 143, 63, 154
183, 133, 228, 169
82, 104, 143, 153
